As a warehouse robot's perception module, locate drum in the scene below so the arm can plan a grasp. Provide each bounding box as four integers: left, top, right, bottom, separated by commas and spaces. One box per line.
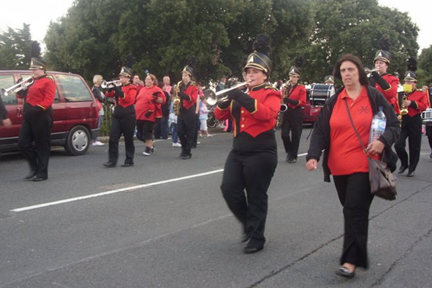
309, 84, 335, 106
421, 108, 432, 126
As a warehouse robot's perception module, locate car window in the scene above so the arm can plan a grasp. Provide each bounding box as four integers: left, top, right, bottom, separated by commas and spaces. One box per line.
0, 75, 18, 105
56, 74, 93, 102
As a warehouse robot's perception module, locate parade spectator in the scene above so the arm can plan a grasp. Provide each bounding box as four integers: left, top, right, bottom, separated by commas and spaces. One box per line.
91, 74, 105, 146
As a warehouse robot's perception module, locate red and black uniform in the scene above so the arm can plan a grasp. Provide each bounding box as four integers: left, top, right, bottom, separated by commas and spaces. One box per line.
17, 75, 56, 180
105, 84, 137, 166
214, 83, 281, 247
395, 89, 429, 174
177, 81, 198, 158
280, 84, 307, 161
135, 85, 165, 141
371, 72, 400, 114
425, 87, 432, 155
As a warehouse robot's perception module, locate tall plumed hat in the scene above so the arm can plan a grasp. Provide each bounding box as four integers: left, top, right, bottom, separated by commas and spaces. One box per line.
182, 58, 196, 77
29, 57, 47, 70
374, 38, 391, 64
324, 65, 334, 83
289, 56, 304, 77
118, 54, 135, 77
404, 57, 418, 82
244, 34, 272, 75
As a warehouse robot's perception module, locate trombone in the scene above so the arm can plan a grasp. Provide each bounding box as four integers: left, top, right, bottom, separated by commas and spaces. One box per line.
1, 76, 34, 96
101, 80, 121, 89
204, 81, 250, 106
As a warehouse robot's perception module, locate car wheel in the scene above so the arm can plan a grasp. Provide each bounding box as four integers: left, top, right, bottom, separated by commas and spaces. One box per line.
64, 125, 90, 156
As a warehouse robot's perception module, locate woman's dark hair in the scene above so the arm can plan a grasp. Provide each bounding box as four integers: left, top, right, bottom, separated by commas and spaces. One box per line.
333, 54, 369, 86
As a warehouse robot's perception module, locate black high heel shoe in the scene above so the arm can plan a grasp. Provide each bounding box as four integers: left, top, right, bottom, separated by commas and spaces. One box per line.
335, 266, 355, 278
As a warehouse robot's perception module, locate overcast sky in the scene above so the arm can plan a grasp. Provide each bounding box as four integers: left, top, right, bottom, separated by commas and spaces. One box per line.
0, 0, 430, 51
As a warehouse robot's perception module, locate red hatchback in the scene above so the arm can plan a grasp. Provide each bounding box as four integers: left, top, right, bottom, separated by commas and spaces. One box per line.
0, 71, 99, 155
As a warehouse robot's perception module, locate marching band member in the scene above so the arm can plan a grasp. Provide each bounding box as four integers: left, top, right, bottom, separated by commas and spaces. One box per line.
424, 83, 432, 158
176, 65, 198, 159
17, 57, 56, 181
280, 57, 307, 163
369, 39, 400, 114
104, 66, 137, 168
135, 74, 165, 156
395, 58, 429, 177
215, 34, 281, 253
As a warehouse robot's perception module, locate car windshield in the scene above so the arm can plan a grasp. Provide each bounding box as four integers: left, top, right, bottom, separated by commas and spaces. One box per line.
57, 75, 93, 102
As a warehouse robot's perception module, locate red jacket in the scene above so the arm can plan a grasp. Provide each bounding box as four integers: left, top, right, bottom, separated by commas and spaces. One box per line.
282, 84, 307, 109
180, 82, 198, 110
405, 89, 428, 117
215, 84, 281, 137
375, 73, 400, 114
105, 84, 137, 108
135, 85, 165, 122
17, 75, 56, 110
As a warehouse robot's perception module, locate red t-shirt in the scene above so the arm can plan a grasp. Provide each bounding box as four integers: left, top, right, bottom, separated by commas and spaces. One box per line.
328, 87, 372, 175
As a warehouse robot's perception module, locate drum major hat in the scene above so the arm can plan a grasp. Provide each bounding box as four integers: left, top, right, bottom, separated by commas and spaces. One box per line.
243, 34, 272, 75
182, 65, 194, 77
374, 50, 391, 64
29, 57, 47, 70
289, 66, 301, 77
404, 71, 417, 82
288, 56, 304, 77
404, 56, 418, 82
119, 66, 133, 78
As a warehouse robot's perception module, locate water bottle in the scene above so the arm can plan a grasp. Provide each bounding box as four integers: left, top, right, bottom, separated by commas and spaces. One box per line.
369, 106, 386, 143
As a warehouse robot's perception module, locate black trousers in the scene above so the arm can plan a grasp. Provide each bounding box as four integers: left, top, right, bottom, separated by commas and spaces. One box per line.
177, 107, 196, 156
333, 173, 373, 269
18, 105, 53, 179
281, 108, 303, 159
221, 149, 277, 246
108, 106, 136, 165
426, 125, 432, 149
395, 114, 422, 172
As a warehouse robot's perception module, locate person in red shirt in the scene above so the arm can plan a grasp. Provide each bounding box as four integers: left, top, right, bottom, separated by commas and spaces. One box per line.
280, 57, 307, 163
214, 34, 281, 254
369, 40, 400, 114
16, 57, 56, 181
175, 65, 198, 159
306, 54, 400, 278
103, 66, 137, 168
133, 74, 144, 93
135, 74, 165, 156
395, 59, 429, 177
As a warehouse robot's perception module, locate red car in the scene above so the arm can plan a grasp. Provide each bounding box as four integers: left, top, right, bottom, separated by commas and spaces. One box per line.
0, 70, 99, 155
302, 84, 335, 124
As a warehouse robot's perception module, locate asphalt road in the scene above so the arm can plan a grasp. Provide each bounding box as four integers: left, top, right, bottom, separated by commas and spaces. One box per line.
0, 127, 431, 288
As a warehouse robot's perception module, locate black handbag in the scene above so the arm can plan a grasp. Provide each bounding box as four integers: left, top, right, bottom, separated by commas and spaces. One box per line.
344, 99, 397, 200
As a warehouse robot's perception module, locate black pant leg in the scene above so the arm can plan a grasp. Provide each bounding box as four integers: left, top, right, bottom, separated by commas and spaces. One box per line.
18, 119, 38, 172
280, 115, 292, 154
289, 109, 303, 159
108, 116, 122, 164
395, 127, 409, 167
32, 111, 52, 178
407, 116, 422, 172
121, 112, 136, 164
333, 173, 373, 269
177, 109, 195, 155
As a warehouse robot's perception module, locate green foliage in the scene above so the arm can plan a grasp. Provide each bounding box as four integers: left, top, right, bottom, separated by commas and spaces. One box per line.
0, 24, 36, 69
419, 46, 432, 85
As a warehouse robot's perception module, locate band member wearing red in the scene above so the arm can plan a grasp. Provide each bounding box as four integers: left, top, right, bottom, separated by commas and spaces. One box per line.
104, 66, 137, 167
369, 39, 400, 114
395, 59, 429, 177
16, 57, 56, 181
215, 34, 281, 254
176, 65, 198, 159
280, 57, 307, 163
135, 74, 165, 156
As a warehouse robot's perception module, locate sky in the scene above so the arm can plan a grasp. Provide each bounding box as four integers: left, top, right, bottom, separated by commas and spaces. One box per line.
0, 0, 430, 51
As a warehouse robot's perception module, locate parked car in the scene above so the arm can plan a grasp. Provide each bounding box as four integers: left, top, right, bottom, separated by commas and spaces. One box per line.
0, 70, 99, 155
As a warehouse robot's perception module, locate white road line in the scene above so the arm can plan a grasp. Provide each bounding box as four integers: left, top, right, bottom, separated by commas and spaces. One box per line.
11, 169, 224, 213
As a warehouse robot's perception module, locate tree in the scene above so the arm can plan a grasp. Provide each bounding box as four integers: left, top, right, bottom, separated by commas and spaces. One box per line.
418, 45, 432, 85
0, 24, 37, 70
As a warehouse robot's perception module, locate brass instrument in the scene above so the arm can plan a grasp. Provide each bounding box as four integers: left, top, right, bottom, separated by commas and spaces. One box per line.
399, 84, 413, 116
280, 81, 291, 112
205, 81, 250, 106
2, 76, 34, 96
101, 80, 121, 89
365, 68, 379, 77
172, 81, 182, 116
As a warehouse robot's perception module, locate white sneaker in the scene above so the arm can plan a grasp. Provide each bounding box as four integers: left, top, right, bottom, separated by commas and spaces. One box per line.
92, 141, 104, 146
172, 142, 182, 147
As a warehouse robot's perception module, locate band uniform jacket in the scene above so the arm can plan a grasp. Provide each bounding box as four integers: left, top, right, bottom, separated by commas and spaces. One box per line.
215, 83, 281, 139
135, 85, 165, 122
105, 84, 137, 108
375, 73, 400, 114
281, 84, 307, 109
180, 83, 198, 111
404, 89, 429, 117
16, 75, 56, 110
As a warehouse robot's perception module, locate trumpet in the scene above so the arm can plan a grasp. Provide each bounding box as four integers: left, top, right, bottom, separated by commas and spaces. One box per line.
1, 76, 34, 96
365, 68, 379, 77
205, 81, 250, 106
101, 80, 121, 89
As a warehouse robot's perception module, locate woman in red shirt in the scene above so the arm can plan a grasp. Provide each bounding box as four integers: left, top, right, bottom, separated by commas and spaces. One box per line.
306, 54, 400, 278
135, 74, 165, 156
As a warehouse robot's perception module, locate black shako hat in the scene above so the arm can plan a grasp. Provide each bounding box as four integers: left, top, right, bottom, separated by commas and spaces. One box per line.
119, 66, 133, 78
243, 34, 272, 75
374, 38, 391, 64
289, 56, 304, 77
404, 56, 418, 82
29, 57, 47, 70
182, 65, 194, 77
324, 75, 335, 84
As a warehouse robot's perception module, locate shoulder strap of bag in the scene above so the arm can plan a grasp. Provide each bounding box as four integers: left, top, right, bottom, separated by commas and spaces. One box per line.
344, 98, 367, 153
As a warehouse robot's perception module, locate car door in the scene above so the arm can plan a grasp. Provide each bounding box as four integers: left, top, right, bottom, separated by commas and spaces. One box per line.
0, 73, 23, 143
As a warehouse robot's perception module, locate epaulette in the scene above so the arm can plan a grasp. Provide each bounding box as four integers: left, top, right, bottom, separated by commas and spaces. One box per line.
264, 85, 278, 91
189, 81, 197, 87
47, 75, 55, 81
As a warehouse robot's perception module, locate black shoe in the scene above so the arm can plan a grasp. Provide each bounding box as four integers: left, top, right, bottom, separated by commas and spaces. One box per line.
397, 165, 408, 174
240, 234, 250, 243
24, 171, 37, 180
287, 158, 297, 163
181, 154, 192, 160
243, 244, 264, 254
121, 163, 134, 167
335, 266, 355, 278
407, 171, 415, 177
32, 176, 47, 182
103, 162, 116, 168
430, 152, 432, 159
285, 154, 291, 162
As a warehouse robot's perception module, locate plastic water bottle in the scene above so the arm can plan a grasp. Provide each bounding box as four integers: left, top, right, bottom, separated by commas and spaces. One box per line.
369, 106, 386, 143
